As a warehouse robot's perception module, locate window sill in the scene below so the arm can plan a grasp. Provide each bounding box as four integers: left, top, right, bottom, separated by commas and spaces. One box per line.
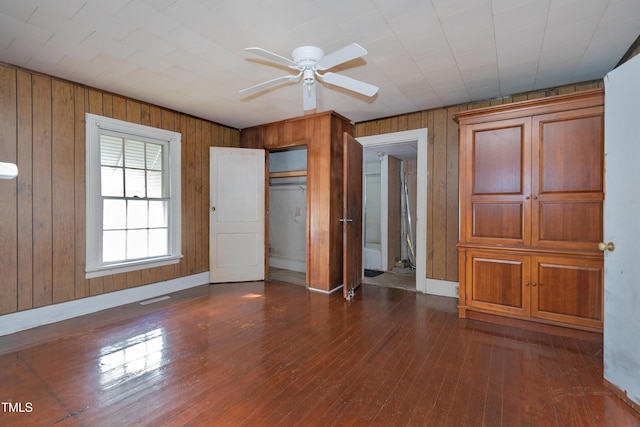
85, 255, 183, 279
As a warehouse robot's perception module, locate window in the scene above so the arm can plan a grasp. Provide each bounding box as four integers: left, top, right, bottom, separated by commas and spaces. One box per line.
85, 113, 182, 279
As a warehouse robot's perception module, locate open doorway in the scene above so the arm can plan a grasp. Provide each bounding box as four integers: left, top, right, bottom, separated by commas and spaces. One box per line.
357, 129, 428, 293
362, 144, 418, 291
267, 148, 307, 287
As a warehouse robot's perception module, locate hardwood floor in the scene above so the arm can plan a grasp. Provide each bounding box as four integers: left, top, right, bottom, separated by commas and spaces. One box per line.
268, 267, 306, 287
1, 281, 638, 426
362, 268, 416, 292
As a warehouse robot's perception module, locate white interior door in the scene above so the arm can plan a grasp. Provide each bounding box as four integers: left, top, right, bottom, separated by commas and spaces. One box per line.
210, 147, 265, 283
603, 55, 640, 408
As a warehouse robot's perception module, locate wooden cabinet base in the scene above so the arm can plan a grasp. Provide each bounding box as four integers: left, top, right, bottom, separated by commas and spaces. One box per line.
459, 306, 603, 340
458, 246, 603, 333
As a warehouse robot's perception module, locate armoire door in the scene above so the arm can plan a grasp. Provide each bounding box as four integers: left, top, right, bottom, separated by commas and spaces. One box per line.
342, 133, 363, 300
464, 249, 531, 316
209, 147, 265, 283
530, 107, 604, 251
531, 255, 602, 328
460, 117, 532, 247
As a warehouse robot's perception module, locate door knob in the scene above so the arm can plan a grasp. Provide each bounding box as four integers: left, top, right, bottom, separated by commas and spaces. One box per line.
598, 242, 615, 252
211, 206, 216, 212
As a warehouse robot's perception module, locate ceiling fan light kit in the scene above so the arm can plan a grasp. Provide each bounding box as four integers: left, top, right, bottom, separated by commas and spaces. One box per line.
240, 43, 378, 111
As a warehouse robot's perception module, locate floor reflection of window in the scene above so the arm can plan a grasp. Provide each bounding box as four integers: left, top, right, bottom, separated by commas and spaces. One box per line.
99, 328, 165, 387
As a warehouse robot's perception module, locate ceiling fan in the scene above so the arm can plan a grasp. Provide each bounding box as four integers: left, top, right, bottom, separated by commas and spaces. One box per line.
239, 43, 378, 111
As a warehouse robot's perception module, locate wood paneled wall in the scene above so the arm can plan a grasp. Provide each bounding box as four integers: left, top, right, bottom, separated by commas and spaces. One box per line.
0, 63, 239, 315
354, 80, 604, 283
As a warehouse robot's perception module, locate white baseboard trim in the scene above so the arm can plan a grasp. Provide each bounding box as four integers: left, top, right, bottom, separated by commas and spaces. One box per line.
425, 279, 459, 298
0, 272, 209, 337
309, 284, 344, 295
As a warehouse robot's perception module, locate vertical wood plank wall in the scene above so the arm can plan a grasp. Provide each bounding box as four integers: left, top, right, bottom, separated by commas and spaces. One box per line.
354, 80, 604, 283
0, 63, 239, 315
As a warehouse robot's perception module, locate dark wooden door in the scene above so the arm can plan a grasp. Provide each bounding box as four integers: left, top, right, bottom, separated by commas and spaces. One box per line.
532, 255, 603, 328
465, 249, 530, 316
531, 107, 604, 251
461, 117, 532, 247
342, 132, 363, 300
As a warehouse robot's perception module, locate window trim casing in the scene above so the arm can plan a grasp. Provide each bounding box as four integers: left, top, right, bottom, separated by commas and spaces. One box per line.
85, 113, 182, 279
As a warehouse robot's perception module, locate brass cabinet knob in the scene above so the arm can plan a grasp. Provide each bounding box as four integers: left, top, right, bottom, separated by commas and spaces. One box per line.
598, 242, 615, 252
211, 206, 216, 212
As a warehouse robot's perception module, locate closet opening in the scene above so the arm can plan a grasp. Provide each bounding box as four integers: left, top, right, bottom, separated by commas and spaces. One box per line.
266, 147, 308, 287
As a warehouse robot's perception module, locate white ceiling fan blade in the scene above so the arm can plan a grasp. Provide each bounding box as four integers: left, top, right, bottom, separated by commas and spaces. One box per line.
320, 72, 378, 97
239, 73, 301, 95
316, 43, 367, 70
245, 47, 298, 68
302, 82, 316, 111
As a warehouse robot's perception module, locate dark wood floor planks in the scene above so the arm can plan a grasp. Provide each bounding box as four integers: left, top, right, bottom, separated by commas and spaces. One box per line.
0, 281, 639, 427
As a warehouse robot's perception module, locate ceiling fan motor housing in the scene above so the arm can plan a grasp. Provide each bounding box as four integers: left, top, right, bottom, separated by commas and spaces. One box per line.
291, 46, 325, 68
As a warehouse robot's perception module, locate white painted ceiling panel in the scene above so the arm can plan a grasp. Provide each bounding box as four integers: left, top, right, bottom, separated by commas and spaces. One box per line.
0, 0, 638, 129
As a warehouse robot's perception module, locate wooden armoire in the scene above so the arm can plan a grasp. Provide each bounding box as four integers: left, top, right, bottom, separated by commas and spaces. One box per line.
240, 111, 353, 293
455, 89, 604, 332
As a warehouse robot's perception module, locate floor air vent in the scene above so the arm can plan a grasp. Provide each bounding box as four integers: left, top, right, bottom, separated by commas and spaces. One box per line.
139, 295, 170, 305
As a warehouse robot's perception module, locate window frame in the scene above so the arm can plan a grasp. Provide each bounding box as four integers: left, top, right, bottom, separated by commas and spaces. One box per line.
85, 113, 182, 279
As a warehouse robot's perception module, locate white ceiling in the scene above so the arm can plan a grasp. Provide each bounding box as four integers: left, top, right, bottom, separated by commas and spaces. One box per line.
1, 0, 639, 129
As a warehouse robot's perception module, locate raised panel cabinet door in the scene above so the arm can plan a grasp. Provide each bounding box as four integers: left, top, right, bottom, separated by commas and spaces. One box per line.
465, 250, 530, 316
461, 117, 532, 246
531, 107, 604, 250
531, 255, 603, 329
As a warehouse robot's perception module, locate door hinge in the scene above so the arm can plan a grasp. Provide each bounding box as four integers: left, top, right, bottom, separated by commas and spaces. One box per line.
345, 287, 355, 301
